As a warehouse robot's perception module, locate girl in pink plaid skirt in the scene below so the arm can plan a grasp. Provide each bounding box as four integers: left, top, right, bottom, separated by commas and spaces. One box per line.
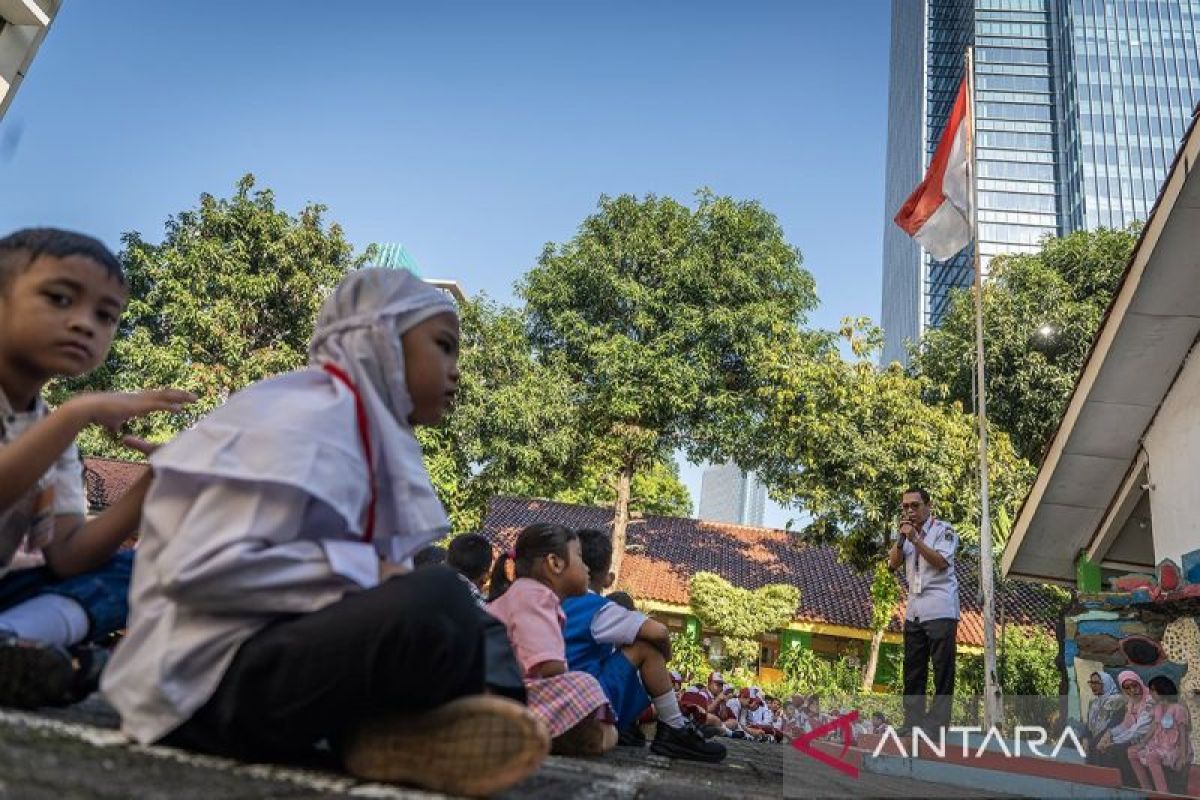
487, 524, 617, 756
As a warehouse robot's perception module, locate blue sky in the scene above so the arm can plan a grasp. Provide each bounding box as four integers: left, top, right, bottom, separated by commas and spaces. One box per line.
0, 0, 891, 528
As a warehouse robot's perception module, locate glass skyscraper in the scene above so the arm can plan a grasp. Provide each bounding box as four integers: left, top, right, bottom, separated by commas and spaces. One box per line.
881, 0, 1200, 365
698, 462, 767, 527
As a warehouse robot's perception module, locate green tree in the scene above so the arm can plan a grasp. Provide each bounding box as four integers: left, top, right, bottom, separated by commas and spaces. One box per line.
667, 632, 711, 684
419, 295, 692, 532
729, 319, 1034, 570
912, 227, 1137, 462
687, 571, 799, 672
521, 190, 817, 578
776, 646, 862, 698
50, 174, 364, 456
554, 456, 692, 518
862, 562, 902, 690
417, 295, 583, 531
957, 625, 1059, 701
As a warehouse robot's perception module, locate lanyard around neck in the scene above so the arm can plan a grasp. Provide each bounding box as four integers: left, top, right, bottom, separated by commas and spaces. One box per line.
322, 364, 377, 544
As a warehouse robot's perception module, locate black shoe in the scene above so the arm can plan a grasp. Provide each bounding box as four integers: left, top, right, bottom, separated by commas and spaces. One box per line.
66, 643, 110, 702
617, 725, 646, 747
700, 725, 724, 740
0, 636, 76, 709
650, 721, 728, 763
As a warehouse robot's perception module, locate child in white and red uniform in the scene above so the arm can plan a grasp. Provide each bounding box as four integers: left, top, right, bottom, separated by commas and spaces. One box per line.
103, 269, 546, 798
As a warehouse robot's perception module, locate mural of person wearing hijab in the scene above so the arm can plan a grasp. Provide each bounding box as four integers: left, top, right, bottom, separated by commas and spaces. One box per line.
1093, 670, 1154, 785
1082, 671, 1126, 764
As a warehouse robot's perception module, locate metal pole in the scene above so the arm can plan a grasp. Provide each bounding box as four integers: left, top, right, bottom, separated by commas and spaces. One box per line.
965, 45, 1003, 730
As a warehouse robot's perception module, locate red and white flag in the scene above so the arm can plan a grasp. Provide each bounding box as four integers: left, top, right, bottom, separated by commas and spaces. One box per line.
894, 75, 972, 261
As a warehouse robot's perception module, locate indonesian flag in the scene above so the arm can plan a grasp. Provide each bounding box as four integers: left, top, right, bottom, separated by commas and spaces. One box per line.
894, 75, 972, 261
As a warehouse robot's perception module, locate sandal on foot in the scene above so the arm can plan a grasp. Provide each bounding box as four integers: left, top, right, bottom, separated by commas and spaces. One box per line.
551, 718, 617, 756
342, 695, 549, 797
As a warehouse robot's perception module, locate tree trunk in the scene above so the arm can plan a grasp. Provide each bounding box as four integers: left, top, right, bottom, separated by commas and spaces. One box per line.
610, 463, 634, 584
862, 627, 885, 692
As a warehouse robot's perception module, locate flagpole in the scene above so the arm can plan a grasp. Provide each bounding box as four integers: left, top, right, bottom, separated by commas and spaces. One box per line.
964, 45, 1003, 730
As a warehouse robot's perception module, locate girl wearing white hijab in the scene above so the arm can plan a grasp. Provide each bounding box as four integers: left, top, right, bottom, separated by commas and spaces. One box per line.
103, 269, 548, 797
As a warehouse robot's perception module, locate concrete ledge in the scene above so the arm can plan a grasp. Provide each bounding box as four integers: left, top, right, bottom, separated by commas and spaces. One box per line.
864, 753, 1144, 799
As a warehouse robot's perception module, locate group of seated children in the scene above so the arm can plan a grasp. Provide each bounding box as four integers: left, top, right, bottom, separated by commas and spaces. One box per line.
0, 228, 728, 798
677, 673, 885, 745
461, 524, 726, 763
1082, 669, 1193, 794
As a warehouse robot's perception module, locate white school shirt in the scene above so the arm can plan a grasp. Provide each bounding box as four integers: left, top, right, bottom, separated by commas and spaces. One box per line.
587, 591, 648, 646
901, 515, 959, 621
0, 388, 88, 576
102, 372, 405, 745
742, 704, 773, 727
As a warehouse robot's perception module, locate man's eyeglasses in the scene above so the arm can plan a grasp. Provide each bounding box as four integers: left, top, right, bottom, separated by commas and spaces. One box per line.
901, 502, 924, 510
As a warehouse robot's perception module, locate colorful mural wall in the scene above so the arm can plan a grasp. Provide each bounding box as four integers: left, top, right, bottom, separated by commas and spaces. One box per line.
1066, 549, 1200, 765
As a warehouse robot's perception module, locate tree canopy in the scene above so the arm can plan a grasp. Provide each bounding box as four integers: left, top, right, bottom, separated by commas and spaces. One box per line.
521, 189, 818, 576
418, 294, 692, 531
719, 319, 1034, 570
912, 226, 1136, 463
51, 174, 363, 456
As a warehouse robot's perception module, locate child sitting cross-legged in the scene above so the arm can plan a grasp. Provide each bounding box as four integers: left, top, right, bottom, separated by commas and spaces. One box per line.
487, 523, 618, 756
0, 228, 195, 708
102, 269, 547, 798
562, 528, 727, 763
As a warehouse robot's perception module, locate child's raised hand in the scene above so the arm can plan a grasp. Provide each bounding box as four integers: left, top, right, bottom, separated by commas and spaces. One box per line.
68, 389, 197, 433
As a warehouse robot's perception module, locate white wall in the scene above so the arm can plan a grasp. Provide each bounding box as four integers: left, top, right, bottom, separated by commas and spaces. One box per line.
1144, 342, 1200, 565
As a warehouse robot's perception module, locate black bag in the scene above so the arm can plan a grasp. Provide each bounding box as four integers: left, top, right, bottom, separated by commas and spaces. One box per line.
478, 606, 526, 704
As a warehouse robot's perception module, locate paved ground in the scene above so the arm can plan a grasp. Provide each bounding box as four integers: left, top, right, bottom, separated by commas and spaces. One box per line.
0, 697, 1019, 799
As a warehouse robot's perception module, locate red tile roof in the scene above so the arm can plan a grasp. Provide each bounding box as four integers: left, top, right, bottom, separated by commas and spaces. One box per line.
83, 457, 149, 511
481, 496, 1059, 648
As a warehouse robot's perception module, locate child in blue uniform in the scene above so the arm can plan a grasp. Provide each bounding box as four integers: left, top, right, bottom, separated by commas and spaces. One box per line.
562, 529, 725, 763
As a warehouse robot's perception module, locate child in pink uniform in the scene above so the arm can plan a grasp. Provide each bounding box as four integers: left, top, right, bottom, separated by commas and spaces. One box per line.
1129, 676, 1193, 794
487, 523, 617, 756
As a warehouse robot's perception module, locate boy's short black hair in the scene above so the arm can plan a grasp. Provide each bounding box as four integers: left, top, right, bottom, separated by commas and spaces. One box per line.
575, 528, 613, 580
0, 228, 125, 290
412, 544, 446, 568
447, 533, 493, 581
606, 590, 636, 611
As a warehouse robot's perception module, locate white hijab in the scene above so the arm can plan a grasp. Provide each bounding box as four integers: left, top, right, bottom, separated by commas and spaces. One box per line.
308, 268, 456, 558
152, 268, 455, 563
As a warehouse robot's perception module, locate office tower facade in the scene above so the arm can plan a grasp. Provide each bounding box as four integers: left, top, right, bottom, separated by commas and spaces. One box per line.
698, 462, 767, 527
0, 0, 61, 122
881, 0, 1200, 365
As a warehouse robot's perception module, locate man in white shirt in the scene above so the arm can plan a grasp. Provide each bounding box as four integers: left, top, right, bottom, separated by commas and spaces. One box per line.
887, 487, 959, 733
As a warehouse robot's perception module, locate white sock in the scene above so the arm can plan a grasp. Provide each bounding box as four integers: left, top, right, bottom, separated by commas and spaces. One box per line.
0, 594, 90, 647
651, 690, 686, 729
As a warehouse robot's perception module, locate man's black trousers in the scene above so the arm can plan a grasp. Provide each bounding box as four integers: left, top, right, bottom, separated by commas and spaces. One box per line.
902, 617, 957, 729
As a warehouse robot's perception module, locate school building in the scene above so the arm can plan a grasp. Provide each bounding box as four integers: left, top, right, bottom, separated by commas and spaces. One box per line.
481, 495, 1058, 688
